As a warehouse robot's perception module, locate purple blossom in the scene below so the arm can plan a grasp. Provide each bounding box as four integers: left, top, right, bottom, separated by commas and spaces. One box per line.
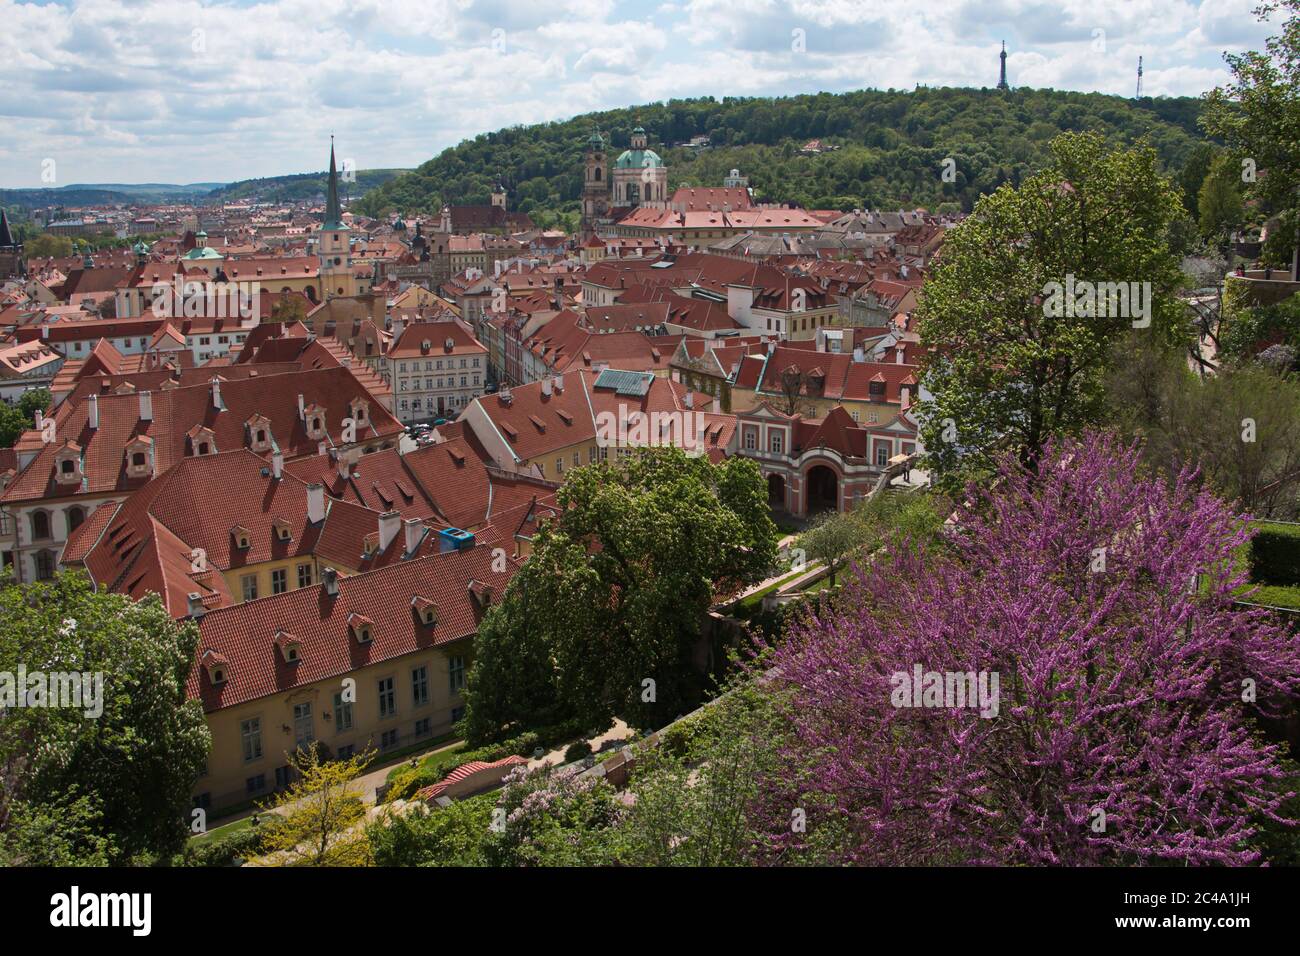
755, 431, 1300, 865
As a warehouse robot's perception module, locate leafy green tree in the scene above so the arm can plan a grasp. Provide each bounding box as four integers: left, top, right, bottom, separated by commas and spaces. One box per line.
367, 795, 494, 866
1178, 142, 1216, 219
1198, 152, 1247, 249
0, 389, 50, 448
1107, 335, 1300, 519
0, 571, 210, 864
796, 510, 863, 586
22, 234, 73, 259
916, 131, 1187, 486
0, 791, 114, 866
1203, 0, 1300, 274
462, 448, 777, 741
610, 684, 788, 866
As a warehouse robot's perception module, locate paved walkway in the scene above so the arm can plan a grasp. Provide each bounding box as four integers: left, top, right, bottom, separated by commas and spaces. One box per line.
527, 719, 633, 771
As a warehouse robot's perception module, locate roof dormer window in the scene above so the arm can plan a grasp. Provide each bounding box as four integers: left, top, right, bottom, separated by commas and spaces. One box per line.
348, 613, 373, 644
412, 596, 438, 626
232, 525, 251, 550
273, 629, 302, 664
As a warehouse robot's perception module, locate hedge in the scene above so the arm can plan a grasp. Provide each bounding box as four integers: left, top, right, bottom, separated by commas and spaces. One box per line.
1250, 522, 1300, 586
383, 719, 588, 803
180, 825, 264, 867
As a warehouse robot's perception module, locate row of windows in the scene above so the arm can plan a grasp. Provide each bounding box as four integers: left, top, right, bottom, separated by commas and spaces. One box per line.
741, 427, 785, 454
397, 357, 480, 372
399, 395, 469, 412
230, 710, 457, 801
398, 374, 479, 391
27, 506, 85, 541
67, 332, 247, 355
237, 658, 466, 765
240, 563, 313, 602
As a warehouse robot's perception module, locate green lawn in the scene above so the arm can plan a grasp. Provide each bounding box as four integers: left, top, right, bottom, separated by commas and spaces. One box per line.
1236, 583, 1300, 610
385, 740, 471, 784
192, 813, 257, 844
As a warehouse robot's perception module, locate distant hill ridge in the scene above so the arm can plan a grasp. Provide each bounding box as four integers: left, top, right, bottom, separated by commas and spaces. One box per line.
356, 86, 1210, 223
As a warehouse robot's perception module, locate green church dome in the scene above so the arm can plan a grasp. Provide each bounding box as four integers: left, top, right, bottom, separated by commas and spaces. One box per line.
615, 148, 663, 169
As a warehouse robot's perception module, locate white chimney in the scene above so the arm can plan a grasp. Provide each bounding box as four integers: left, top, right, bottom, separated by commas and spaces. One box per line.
336, 451, 351, 480
139, 390, 153, 421
378, 510, 401, 551
306, 483, 326, 523
186, 593, 206, 619
711, 398, 721, 414
853, 347, 865, 363
403, 518, 425, 556
901, 386, 911, 411
895, 347, 905, 365
88, 394, 99, 431
211, 377, 222, 409
272, 451, 283, 479
321, 566, 339, 596
554, 374, 564, 392
683, 391, 693, 409
297, 393, 306, 420
317, 441, 327, 456
541, 378, 552, 397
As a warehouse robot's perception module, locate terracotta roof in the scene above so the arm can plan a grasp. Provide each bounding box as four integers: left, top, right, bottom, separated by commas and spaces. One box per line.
186, 540, 519, 711
414, 755, 528, 802
2, 366, 401, 505
389, 318, 485, 358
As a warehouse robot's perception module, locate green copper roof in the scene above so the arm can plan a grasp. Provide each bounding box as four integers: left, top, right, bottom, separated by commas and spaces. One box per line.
587, 130, 605, 148
323, 139, 346, 231
615, 148, 663, 169
182, 245, 222, 260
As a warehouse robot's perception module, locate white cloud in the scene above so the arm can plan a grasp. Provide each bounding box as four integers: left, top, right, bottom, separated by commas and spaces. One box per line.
0, 0, 1274, 186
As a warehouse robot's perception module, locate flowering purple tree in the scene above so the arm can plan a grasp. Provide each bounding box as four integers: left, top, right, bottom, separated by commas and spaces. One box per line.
756, 431, 1300, 865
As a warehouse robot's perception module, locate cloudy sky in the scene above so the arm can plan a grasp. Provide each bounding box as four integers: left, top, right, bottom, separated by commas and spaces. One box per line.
0, 0, 1279, 188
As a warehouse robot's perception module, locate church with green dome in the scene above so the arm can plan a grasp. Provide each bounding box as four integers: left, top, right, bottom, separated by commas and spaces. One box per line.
611, 126, 668, 208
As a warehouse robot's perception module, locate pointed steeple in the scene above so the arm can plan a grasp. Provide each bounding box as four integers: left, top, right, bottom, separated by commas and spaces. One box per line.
323, 136, 345, 231
0, 207, 15, 248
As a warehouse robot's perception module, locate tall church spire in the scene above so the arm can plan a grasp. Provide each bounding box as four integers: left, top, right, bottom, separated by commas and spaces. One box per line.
998, 41, 1009, 91
323, 136, 344, 231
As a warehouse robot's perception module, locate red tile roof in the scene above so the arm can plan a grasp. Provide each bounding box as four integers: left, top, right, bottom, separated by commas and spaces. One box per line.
185, 540, 519, 712
3, 366, 402, 506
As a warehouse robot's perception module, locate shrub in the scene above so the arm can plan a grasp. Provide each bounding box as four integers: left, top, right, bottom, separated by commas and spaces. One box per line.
564, 741, 593, 764
1250, 522, 1300, 586
181, 825, 263, 867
